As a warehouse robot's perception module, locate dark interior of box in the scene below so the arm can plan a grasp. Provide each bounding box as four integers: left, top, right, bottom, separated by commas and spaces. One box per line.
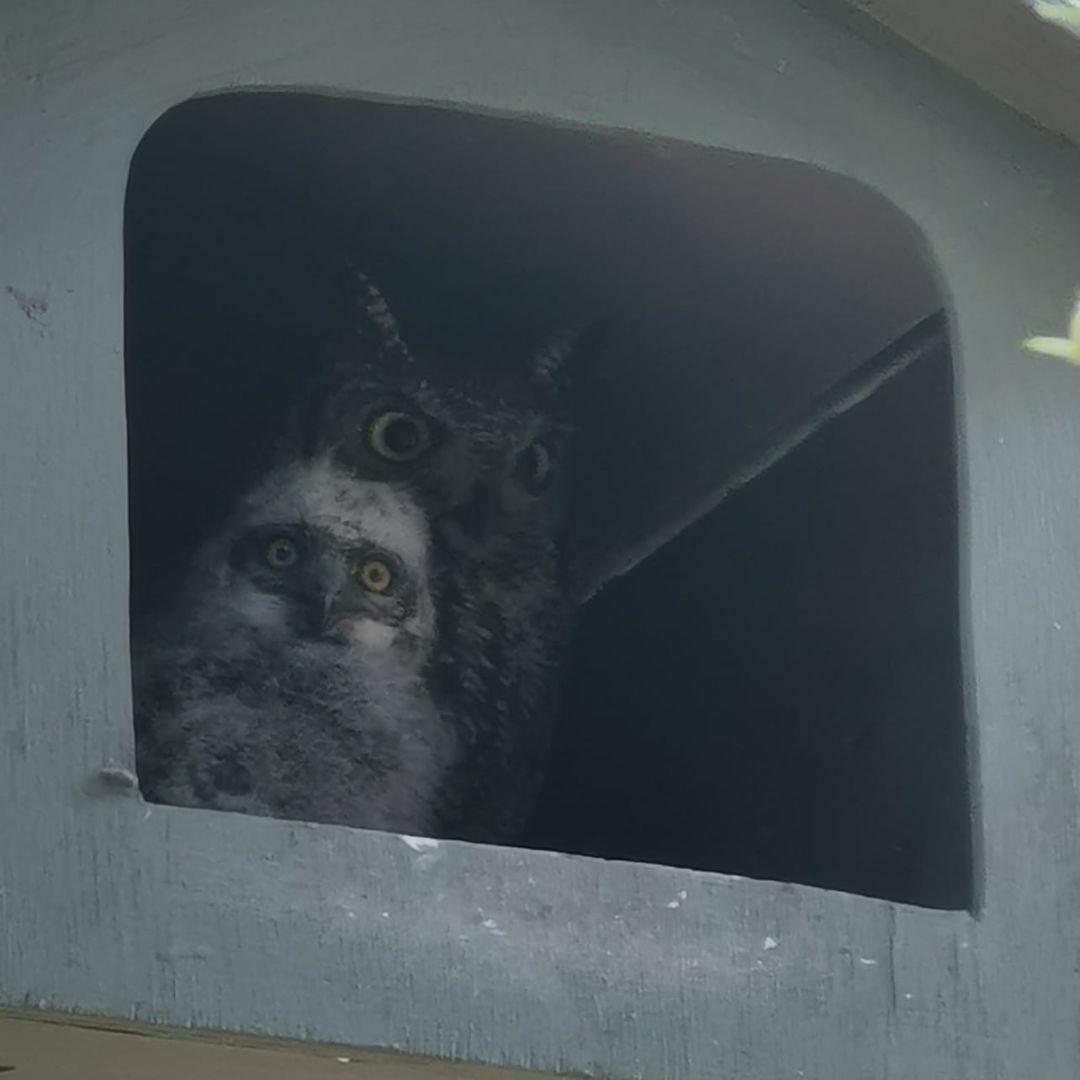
125, 93, 972, 910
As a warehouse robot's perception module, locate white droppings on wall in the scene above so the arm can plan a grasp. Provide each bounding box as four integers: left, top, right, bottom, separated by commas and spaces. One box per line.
400, 835, 441, 852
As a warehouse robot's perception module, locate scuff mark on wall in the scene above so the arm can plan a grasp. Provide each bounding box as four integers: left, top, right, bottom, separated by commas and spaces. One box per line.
4, 285, 48, 329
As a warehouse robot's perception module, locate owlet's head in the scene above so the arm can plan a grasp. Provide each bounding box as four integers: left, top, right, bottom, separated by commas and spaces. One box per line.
185, 454, 434, 652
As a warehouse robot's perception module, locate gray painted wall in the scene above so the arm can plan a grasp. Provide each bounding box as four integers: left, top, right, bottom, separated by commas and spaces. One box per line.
3, 0, 1080, 1076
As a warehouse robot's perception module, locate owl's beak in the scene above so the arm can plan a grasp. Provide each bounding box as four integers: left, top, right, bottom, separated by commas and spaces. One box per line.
295, 581, 339, 641
450, 480, 495, 539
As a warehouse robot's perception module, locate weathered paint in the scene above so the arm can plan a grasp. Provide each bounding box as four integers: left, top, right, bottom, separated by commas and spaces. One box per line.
2, 0, 1080, 1077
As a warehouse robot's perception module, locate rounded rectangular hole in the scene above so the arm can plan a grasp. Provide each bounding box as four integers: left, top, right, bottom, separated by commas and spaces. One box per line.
125, 92, 971, 910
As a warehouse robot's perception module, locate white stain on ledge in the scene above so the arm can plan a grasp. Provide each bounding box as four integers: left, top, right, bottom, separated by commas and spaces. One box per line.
762, 936, 779, 951
481, 918, 506, 937
666, 890, 688, 909
858, 957, 878, 966
400, 835, 441, 852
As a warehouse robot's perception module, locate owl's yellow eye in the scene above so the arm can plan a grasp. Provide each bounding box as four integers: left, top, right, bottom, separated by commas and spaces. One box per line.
367, 409, 431, 463
357, 559, 393, 593
265, 537, 299, 569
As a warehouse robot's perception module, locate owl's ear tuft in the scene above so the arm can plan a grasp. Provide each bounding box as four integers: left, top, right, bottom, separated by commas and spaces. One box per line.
347, 264, 415, 372
285, 268, 417, 459
530, 319, 606, 392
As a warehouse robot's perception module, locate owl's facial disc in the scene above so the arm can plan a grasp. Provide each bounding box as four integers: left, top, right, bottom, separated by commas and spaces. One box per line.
229, 523, 414, 643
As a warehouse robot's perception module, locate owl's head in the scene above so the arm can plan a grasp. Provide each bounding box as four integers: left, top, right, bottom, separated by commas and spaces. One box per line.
187, 455, 434, 652
298, 272, 589, 561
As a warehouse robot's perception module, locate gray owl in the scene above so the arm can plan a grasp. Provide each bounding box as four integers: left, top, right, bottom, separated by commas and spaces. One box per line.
299, 273, 588, 842
132, 454, 465, 835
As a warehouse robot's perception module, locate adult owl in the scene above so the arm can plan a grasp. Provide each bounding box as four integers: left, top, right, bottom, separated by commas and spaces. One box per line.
132, 454, 464, 834
298, 273, 590, 842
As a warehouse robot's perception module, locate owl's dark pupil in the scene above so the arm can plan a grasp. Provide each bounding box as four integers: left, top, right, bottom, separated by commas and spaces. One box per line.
267, 539, 296, 567
383, 417, 420, 454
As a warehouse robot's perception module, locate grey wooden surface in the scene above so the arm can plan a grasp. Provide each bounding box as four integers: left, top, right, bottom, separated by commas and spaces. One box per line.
3, 0, 1080, 1077
844, 0, 1080, 145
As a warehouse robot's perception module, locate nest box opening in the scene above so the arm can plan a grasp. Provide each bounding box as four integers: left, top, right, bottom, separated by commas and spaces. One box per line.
125, 92, 972, 911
